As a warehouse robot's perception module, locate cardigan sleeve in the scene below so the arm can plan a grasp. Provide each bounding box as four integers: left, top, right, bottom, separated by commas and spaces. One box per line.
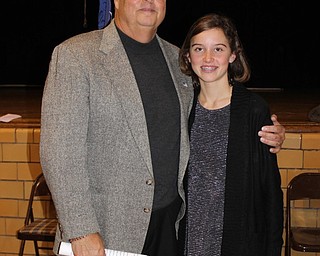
250, 93, 284, 255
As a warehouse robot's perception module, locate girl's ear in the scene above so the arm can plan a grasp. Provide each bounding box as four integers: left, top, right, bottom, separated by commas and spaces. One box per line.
186, 53, 191, 63
229, 53, 236, 63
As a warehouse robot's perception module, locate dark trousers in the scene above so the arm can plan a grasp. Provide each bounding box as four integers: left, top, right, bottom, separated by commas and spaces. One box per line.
142, 197, 182, 256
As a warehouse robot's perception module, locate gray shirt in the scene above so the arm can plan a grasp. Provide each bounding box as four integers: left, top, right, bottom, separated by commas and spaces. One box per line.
118, 29, 180, 210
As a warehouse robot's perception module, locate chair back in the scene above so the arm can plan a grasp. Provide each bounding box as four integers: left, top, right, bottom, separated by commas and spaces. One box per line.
288, 173, 320, 200
285, 172, 320, 256
24, 173, 52, 224
17, 173, 57, 256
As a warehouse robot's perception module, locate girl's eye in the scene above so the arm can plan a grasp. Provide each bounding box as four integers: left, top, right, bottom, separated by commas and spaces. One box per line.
215, 47, 223, 52
194, 47, 203, 52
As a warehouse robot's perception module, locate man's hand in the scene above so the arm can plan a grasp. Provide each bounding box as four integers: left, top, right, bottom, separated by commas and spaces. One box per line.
258, 114, 285, 153
71, 233, 105, 256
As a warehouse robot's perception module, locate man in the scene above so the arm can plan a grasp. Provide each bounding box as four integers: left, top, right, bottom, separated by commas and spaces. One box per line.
40, 0, 285, 255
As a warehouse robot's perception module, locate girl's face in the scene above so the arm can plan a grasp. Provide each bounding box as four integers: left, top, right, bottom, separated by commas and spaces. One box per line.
188, 28, 236, 86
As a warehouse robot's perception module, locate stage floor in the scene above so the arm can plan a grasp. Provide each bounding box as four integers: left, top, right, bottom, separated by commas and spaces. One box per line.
0, 86, 319, 132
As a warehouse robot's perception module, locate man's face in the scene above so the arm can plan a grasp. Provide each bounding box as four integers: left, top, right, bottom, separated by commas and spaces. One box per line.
114, 0, 166, 33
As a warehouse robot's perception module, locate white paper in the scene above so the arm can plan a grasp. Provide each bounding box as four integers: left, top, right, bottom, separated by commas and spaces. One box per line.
58, 241, 147, 256
0, 113, 22, 122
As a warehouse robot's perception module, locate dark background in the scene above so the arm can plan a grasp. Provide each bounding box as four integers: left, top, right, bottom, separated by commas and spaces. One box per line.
1, 0, 319, 91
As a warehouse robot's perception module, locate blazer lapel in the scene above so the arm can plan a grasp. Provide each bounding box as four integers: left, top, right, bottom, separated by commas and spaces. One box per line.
157, 37, 193, 183
99, 21, 153, 176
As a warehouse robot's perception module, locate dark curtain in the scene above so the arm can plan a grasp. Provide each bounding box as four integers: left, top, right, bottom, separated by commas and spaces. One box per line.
1, 0, 319, 91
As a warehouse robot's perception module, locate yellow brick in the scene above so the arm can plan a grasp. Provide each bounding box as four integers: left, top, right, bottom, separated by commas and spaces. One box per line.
304, 151, 320, 168
16, 128, 33, 143
310, 199, 320, 208
30, 143, 40, 162
0, 163, 17, 180
49, 201, 57, 218
293, 251, 317, 256
291, 208, 318, 227
45, 241, 55, 255
19, 196, 51, 217
19, 201, 48, 218
17, 163, 42, 181
0, 200, 18, 217
18, 200, 29, 218
279, 169, 287, 188
22, 240, 54, 255
0, 128, 15, 143
293, 198, 310, 208
0, 235, 20, 253
0, 219, 5, 235
0, 181, 24, 199
302, 133, 320, 149
277, 150, 303, 168
32, 201, 47, 218
24, 181, 33, 200
23, 240, 37, 254
282, 133, 301, 149
5, 218, 24, 236
2, 144, 29, 162
34, 128, 41, 143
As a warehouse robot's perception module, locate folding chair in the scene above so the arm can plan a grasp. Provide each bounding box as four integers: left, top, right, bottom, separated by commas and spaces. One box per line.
17, 173, 58, 256
285, 172, 320, 256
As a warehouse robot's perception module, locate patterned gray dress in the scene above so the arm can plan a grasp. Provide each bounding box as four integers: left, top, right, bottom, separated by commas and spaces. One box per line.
186, 101, 230, 256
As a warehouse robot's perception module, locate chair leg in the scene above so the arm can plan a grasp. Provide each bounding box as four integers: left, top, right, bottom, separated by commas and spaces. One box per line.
285, 244, 291, 256
18, 240, 25, 256
34, 240, 40, 256
286, 233, 291, 256
284, 236, 288, 256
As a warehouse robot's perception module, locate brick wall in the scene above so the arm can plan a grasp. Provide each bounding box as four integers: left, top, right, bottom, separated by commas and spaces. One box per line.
1, 127, 320, 255
278, 133, 320, 256
0, 128, 54, 255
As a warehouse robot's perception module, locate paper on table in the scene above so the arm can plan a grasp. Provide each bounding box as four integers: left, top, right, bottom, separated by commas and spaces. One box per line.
58, 241, 147, 256
0, 113, 22, 122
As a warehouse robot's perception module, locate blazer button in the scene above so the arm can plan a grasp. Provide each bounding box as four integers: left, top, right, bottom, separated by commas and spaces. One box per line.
144, 208, 151, 213
146, 179, 153, 185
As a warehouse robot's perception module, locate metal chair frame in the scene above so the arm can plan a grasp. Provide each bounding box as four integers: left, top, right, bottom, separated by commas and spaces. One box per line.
17, 173, 57, 256
285, 172, 320, 256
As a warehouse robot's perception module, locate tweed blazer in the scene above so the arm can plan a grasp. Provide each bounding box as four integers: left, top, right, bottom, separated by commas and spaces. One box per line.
40, 20, 194, 254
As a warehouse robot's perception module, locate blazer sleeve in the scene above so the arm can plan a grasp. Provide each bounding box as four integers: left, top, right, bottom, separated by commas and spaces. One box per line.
40, 42, 100, 239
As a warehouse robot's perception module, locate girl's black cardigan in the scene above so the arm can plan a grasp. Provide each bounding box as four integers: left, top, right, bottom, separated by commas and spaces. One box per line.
187, 83, 283, 256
